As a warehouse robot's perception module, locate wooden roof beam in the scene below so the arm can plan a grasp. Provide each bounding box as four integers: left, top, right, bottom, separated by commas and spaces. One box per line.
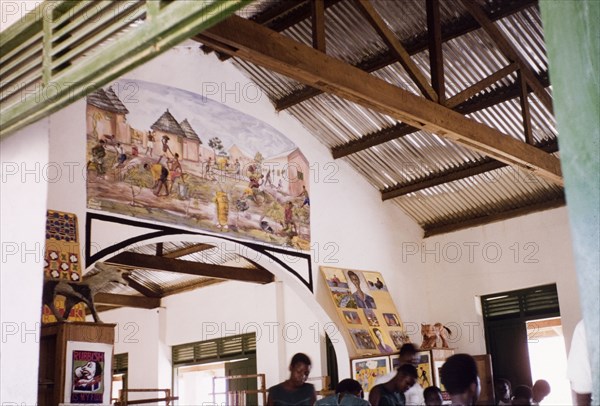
460, 0, 553, 114
198, 16, 562, 186
332, 66, 546, 159
354, 0, 438, 102
311, 0, 326, 52
423, 196, 566, 238
381, 138, 558, 199
274, 0, 537, 110
426, 0, 445, 103
107, 251, 274, 284
94, 293, 161, 309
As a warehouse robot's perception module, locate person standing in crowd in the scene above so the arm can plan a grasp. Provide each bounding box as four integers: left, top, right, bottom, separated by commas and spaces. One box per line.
495, 378, 512, 405
369, 364, 418, 406
531, 379, 550, 405
440, 354, 480, 406
267, 353, 316, 406
315, 378, 369, 406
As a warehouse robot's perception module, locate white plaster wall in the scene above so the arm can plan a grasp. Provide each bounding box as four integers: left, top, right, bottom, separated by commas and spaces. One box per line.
407, 207, 580, 355
0, 119, 49, 405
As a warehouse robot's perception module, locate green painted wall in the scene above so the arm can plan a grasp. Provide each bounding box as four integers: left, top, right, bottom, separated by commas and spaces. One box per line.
540, 0, 599, 401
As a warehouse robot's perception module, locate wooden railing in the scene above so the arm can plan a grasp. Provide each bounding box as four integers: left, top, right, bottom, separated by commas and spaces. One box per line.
114, 388, 178, 405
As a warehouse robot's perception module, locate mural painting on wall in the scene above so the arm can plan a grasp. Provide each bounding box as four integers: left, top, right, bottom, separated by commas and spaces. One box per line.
43, 210, 85, 323
85, 79, 310, 249
321, 266, 410, 356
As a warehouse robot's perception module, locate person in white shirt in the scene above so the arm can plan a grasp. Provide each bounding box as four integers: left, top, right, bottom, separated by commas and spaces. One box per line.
567, 320, 592, 406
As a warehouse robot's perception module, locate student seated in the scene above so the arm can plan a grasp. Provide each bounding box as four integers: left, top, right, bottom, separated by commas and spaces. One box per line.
267, 353, 316, 406
532, 379, 551, 405
315, 378, 369, 406
369, 364, 418, 406
440, 354, 480, 406
423, 386, 443, 406
511, 385, 533, 405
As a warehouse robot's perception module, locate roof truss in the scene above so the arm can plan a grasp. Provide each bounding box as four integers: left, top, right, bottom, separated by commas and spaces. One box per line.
196, 15, 562, 186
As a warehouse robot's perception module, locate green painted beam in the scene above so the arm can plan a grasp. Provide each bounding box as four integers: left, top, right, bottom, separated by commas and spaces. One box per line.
0, 0, 250, 139
540, 0, 599, 401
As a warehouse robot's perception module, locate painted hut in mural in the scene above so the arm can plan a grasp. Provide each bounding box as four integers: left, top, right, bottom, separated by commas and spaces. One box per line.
150, 109, 186, 159
179, 119, 202, 162
263, 147, 309, 195
86, 87, 130, 143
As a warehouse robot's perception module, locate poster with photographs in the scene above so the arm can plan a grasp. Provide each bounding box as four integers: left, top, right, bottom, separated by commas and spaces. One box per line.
321, 266, 409, 355
351, 356, 390, 397
64, 341, 113, 404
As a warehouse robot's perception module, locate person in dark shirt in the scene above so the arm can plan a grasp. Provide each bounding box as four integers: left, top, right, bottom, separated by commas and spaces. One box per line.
369, 364, 417, 406
267, 353, 317, 406
440, 354, 480, 406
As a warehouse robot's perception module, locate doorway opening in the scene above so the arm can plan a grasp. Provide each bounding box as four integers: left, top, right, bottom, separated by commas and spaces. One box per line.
482, 283, 566, 402
526, 317, 571, 405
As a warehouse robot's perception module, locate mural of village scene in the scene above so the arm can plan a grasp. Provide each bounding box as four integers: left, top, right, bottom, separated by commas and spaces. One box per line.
86, 79, 310, 249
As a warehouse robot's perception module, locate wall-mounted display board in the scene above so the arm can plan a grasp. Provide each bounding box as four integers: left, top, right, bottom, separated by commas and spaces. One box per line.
321, 266, 409, 356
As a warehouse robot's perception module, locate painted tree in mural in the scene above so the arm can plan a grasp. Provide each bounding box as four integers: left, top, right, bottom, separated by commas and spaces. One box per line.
254, 151, 264, 171
208, 137, 223, 159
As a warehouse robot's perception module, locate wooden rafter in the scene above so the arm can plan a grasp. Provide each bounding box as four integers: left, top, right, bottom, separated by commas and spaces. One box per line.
381, 138, 558, 199
354, 0, 438, 102
518, 70, 534, 144
163, 243, 214, 258
124, 275, 162, 298
426, 0, 445, 102
107, 251, 274, 284
311, 0, 326, 52
424, 195, 566, 238
274, 0, 537, 110
94, 293, 160, 309
445, 63, 518, 108
197, 16, 562, 185
331, 66, 546, 159
460, 0, 553, 114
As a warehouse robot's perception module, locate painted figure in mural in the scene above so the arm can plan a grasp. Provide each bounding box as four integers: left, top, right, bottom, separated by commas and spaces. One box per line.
284, 201, 297, 233
144, 162, 169, 196
161, 135, 171, 157
347, 270, 376, 309
146, 130, 155, 156
89, 139, 107, 174
234, 158, 241, 176
373, 328, 394, 354
114, 143, 127, 167
214, 190, 229, 229
299, 185, 310, 207
168, 153, 183, 194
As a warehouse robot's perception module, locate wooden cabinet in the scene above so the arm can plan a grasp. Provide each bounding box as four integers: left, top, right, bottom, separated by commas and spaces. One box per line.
38, 322, 115, 406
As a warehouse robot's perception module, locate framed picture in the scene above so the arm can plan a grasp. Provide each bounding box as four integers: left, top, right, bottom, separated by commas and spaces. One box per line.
414, 351, 434, 389
351, 356, 391, 398
64, 341, 113, 404
433, 360, 452, 405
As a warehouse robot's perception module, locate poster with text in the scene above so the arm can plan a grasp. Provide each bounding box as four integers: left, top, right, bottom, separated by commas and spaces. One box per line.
64, 341, 113, 404
321, 266, 410, 356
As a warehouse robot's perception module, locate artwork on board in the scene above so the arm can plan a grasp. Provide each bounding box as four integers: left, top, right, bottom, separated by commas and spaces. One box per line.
351, 356, 391, 397
86, 79, 311, 250
342, 310, 362, 325
321, 267, 410, 355
64, 341, 113, 404
349, 329, 377, 350
415, 351, 434, 388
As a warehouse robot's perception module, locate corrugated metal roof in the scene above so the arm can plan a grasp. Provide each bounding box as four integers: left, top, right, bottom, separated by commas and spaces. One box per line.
225, 0, 563, 234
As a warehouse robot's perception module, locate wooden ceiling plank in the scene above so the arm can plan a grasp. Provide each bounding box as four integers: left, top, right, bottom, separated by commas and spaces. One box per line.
199, 16, 562, 186
460, 0, 553, 114
311, 0, 326, 52
355, 0, 438, 102
94, 292, 160, 309
518, 70, 534, 144
445, 62, 518, 108
107, 251, 274, 284
426, 0, 445, 103
423, 196, 566, 237
274, 0, 537, 110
